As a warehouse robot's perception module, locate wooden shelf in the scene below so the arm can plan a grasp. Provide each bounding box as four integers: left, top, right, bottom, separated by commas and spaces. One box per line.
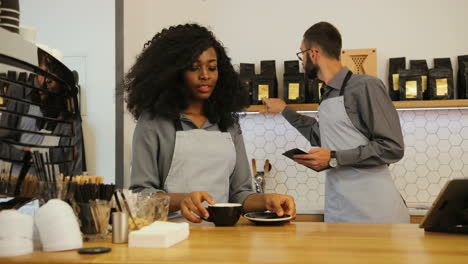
244, 99, 468, 112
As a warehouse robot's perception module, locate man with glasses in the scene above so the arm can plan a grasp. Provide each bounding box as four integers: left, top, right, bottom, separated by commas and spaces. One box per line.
262, 22, 409, 223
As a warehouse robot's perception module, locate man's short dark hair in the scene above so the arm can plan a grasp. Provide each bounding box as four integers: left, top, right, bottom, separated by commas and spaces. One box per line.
303, 22, 342, 60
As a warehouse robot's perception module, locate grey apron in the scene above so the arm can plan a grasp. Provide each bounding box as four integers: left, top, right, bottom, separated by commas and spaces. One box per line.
318, 71, 410, 223
164, 119, 236, 218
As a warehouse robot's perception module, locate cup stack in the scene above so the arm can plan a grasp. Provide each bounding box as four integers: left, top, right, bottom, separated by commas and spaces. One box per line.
0, 209, 34, 257
35, 199, 82, 252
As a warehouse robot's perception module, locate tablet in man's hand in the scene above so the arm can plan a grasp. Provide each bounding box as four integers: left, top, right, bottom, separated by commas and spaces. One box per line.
282, 148, 330, 172
282, 148, 307, 160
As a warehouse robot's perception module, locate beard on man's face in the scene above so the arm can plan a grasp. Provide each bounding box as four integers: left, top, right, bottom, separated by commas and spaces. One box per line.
304, 52, 320, 80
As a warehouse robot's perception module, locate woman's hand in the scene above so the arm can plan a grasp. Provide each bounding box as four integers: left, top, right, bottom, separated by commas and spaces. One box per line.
263, 193, 296, 217
180, 191, 215, 223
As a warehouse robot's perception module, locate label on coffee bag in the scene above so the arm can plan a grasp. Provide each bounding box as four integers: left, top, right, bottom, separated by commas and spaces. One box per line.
288, 83, 300, 100
405, 81, 417, 99
392, 74, 400, 91
258, 84, 269, 100
436, 78, 448, 96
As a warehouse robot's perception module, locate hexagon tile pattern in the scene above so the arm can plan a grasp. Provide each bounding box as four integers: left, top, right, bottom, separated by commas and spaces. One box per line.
239, 109, 468, 214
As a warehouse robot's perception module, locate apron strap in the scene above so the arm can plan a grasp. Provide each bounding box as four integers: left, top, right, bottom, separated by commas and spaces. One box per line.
319, 70, 353, 104
174, 119, 184, 131
339, 70, 353, 96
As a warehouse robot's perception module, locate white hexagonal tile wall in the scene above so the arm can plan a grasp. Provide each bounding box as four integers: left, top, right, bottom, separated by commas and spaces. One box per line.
448, 121, 462, 133
424, 111, 438, 121
296, 183, 309, 195
306, 190, 319, 203
306, 177, 319, 189
438, 153, 451, 165
416, 190, 430, 202
285, 166, 297, 176
243, 119, 255, 130
405, 184, 418, 196
460, 127, 468, 139
425, 121, 439, 134
274, 124, 286, 136
264, 142, 276, 154
414, 117, 427, 128
448, 110, 462, 121
426, 171, 441, 184
404, 171, 417, 183
286, 178, 298, 190
274, 171, 288, 184
240, 109, 468, 213
264, 130, 276, 141
264, 118, 276, 130
415, 165, 429, 177
275, 183, 287, 194
449, 134, 462, 146
437, 140, 450, 152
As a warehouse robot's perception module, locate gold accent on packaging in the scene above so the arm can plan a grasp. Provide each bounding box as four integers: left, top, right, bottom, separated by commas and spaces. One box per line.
436, 78, 448, 96
405, 81, 417, 99
421, 76, 427, 92
288, 83, 300, 100
258, 85, 269, 101
392, 74, 400, 91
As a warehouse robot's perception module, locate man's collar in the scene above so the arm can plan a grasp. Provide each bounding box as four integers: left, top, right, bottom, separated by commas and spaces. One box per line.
326, 66, 350, 90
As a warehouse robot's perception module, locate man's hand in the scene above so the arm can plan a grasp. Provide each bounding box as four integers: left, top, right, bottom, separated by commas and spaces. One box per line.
260, 98, 287, 114
180, 191, 215, 223
263, 193, 296, 217
293, 148, 331, 171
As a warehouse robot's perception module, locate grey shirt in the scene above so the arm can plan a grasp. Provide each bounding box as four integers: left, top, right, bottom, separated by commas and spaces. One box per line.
129, 112, 255, 204
282, 67, 404, 167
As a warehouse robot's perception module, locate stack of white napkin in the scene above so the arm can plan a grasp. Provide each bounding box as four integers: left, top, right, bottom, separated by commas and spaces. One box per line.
0, 209, 34, 257
129, 221, 189, 248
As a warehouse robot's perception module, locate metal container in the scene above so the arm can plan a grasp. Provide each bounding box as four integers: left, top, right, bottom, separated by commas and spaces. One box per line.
112, 212, 128, 244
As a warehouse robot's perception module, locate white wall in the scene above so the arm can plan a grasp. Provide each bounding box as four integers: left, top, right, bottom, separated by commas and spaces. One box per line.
123, 0, 468, 190
20, 0, 116, 182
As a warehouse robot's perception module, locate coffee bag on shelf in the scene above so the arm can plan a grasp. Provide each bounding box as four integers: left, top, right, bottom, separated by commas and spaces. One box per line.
388, 57, 406, 101
428, 68, 454, 100
410, 60, 428, 99
399, 69, 424, 101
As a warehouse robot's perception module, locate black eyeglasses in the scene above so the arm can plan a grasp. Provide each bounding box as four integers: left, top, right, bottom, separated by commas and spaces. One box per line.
296, 49, 310, 61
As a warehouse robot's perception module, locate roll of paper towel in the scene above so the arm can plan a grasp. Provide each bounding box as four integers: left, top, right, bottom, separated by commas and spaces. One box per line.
35, 199, 82, 252
0, 209, 34, 257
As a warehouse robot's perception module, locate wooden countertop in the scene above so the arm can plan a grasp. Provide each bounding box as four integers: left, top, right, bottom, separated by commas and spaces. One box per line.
1, 218, 468, 264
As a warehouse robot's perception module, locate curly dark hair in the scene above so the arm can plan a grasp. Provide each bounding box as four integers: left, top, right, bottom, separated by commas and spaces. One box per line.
124, 23, 248, 128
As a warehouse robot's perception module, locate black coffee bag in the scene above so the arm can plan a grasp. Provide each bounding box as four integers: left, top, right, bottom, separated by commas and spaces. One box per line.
428, 68, 454, 100
399, 69, 423, 101
457, 55, 468, 99
388, 57, 405, 101
434, 58, 452, 70
283, 61, 306, 104
250, 60, 277, 105
239, 63, 255, 105
410, 60, 429, 99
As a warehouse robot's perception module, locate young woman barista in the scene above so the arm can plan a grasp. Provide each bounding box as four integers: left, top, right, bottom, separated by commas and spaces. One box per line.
125, 24, 295, 223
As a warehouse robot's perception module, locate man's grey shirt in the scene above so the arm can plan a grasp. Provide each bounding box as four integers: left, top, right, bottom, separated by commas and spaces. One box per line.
282, 67, 404, 167
129, 112, 255, 204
